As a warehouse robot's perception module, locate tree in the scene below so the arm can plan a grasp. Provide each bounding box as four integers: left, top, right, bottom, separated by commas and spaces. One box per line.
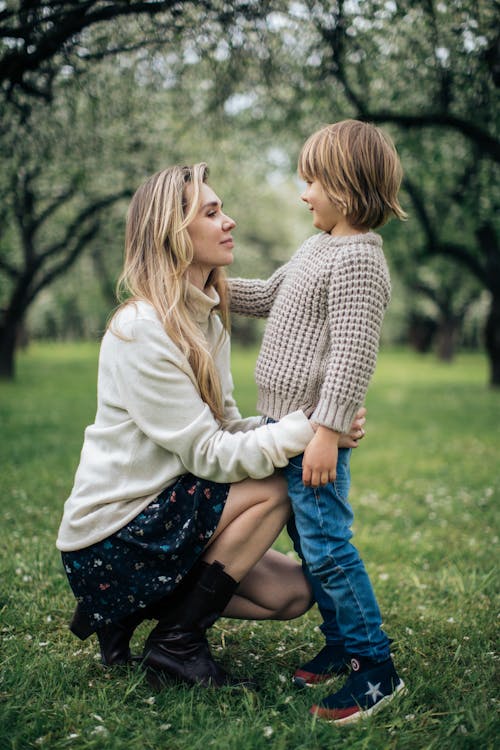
401, 258, 483, 360
219, 0, 499, 383
307, 0, 499, 384
0, 64, 143, 376
0, 0, 278, 378
0, 0, 274, 101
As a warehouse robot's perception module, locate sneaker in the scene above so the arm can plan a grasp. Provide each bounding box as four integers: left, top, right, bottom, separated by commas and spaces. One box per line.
310, 656, 405, 724
293, 644, 349, 687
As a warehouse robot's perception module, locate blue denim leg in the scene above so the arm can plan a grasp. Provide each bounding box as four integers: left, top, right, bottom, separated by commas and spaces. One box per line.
287, 503, 344, 646
283, 448, 390, 661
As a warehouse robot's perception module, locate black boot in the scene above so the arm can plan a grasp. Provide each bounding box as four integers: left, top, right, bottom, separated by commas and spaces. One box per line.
68, 563, 209, 667
70, 602, 147, 666
143, 560, 251, 689
96, 612, 148, 666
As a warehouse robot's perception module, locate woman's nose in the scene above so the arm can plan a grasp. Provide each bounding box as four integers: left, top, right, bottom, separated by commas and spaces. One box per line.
223, 215, 236, 230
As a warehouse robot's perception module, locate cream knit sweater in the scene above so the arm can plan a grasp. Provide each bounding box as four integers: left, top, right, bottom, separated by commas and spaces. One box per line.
56, 285, 314, 551
229, 232, 391, 434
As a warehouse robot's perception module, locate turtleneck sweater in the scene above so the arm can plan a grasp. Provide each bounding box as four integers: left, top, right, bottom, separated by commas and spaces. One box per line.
57, 285, 314, 551
229, 232, 391, 433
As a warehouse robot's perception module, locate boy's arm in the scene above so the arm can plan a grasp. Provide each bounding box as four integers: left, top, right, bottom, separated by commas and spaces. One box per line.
228, 262, 289, 318
311, 247, 391, 436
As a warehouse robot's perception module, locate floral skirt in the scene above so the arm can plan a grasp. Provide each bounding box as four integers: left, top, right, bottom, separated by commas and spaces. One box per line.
61, 474, 230, 630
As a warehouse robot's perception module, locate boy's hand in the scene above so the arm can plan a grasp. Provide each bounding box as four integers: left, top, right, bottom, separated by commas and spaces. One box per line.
302, 426, 340, 487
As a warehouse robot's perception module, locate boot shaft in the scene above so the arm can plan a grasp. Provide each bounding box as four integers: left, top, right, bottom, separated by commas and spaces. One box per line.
152, 560, 238, 634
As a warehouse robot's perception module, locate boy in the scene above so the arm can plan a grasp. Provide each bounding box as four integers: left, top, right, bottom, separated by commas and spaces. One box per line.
229, 120, 407, 724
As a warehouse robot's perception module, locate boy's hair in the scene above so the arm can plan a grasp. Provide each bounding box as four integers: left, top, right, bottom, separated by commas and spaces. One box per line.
298, 119, 407, 229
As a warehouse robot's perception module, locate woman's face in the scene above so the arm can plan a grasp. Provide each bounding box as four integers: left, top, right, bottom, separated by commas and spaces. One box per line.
186, 182, 236, 288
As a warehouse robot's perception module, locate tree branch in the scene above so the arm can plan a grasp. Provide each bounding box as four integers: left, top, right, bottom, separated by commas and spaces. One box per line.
34, 186, 78, 232
1, 0, 262, 96
402, 175, 437, 248
37, 189, 131, 265
358, 112, 500, 163
431, 242, 488, 286
403, 176, 487, 285
26, 220, 100, 305
0, 256, 20, 279
315, 1, 367, 115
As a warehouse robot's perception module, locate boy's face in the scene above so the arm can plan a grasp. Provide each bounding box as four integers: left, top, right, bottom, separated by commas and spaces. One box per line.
301, 180, 343, 234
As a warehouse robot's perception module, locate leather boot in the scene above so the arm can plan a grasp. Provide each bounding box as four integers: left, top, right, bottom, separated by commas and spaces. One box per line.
70, 602, 146, 666
68, 561, 210, 666
143, 560, 251, 688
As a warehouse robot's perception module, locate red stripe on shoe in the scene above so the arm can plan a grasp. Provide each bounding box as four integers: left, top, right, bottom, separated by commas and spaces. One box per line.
293, 670, 332, 684
310, 705, 360, 720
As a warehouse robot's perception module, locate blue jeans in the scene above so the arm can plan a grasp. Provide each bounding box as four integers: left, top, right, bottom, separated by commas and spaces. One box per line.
284, 448, 390, 661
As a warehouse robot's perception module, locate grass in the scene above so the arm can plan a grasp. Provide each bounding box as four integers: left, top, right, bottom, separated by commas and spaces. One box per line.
0, 342, 499, 750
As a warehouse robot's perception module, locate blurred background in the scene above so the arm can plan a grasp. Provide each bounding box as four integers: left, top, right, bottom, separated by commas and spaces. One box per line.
1, 0, 498, 384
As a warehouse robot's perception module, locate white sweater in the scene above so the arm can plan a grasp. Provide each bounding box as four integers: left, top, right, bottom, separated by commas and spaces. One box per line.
56, 286, 314, 551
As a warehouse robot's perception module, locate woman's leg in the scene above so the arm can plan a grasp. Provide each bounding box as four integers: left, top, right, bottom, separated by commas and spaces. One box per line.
142, 474, 295, 687
202, 474, 291, 582
222, 549, 313, 621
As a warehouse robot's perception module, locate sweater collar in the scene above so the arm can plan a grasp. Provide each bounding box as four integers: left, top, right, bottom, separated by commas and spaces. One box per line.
316, 230, 382, 247
186, 283, 220, 323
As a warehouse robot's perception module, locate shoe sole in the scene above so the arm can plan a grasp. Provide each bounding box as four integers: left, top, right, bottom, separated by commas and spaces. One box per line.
315, 679, 406, 725
145, 666, 256, 691
293, 675, 337, 688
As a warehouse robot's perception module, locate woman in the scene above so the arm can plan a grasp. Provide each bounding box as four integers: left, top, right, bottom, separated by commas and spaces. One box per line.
56, 163, 365, 689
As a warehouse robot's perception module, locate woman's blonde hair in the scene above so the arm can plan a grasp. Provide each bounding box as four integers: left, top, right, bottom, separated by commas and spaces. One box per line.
114, 163, 229, 422
298, 119, 407, 229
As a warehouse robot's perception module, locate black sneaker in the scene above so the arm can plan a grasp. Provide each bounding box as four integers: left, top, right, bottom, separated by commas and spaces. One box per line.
310, 656, 405, 724
293, 644, 349, 687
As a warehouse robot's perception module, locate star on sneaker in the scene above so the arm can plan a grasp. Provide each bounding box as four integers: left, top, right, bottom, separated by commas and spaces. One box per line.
365, 681, 384, 702
310, 656, 405, 725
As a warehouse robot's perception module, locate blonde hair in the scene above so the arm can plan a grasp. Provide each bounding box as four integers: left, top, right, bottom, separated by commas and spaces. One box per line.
114, 163, 229, 422
298, 119, 407, 229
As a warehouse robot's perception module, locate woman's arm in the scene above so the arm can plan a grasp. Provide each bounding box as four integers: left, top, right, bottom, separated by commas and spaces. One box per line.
228, 263, 289, 318
215, 334, 265, 433
110, 318, 315, 484
222, 395, 263, 433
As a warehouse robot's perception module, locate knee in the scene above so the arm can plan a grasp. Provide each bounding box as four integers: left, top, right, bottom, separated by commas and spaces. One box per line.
271, 568, 314, 620
304, 536, 356, 579
264, 475, 289, 511
307, 546, 360, 582
278, 585, 314, 620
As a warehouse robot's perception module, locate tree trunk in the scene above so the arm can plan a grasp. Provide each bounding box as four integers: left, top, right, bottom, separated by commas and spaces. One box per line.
485, 291, 500, 387
0, 321, 18, 379
435, 319, 457, 362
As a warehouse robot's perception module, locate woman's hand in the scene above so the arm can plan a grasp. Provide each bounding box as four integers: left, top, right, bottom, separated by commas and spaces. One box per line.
338, 406, 366, 448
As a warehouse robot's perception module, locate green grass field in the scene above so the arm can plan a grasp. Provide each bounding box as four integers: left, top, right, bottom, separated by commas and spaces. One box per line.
0, 343, 498, 750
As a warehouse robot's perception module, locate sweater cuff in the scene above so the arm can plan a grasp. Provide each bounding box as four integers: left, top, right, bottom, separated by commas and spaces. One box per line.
311, 399, 360, 434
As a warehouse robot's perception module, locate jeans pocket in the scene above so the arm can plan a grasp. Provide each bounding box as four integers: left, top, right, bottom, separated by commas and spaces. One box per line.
333, 448, 351, 502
